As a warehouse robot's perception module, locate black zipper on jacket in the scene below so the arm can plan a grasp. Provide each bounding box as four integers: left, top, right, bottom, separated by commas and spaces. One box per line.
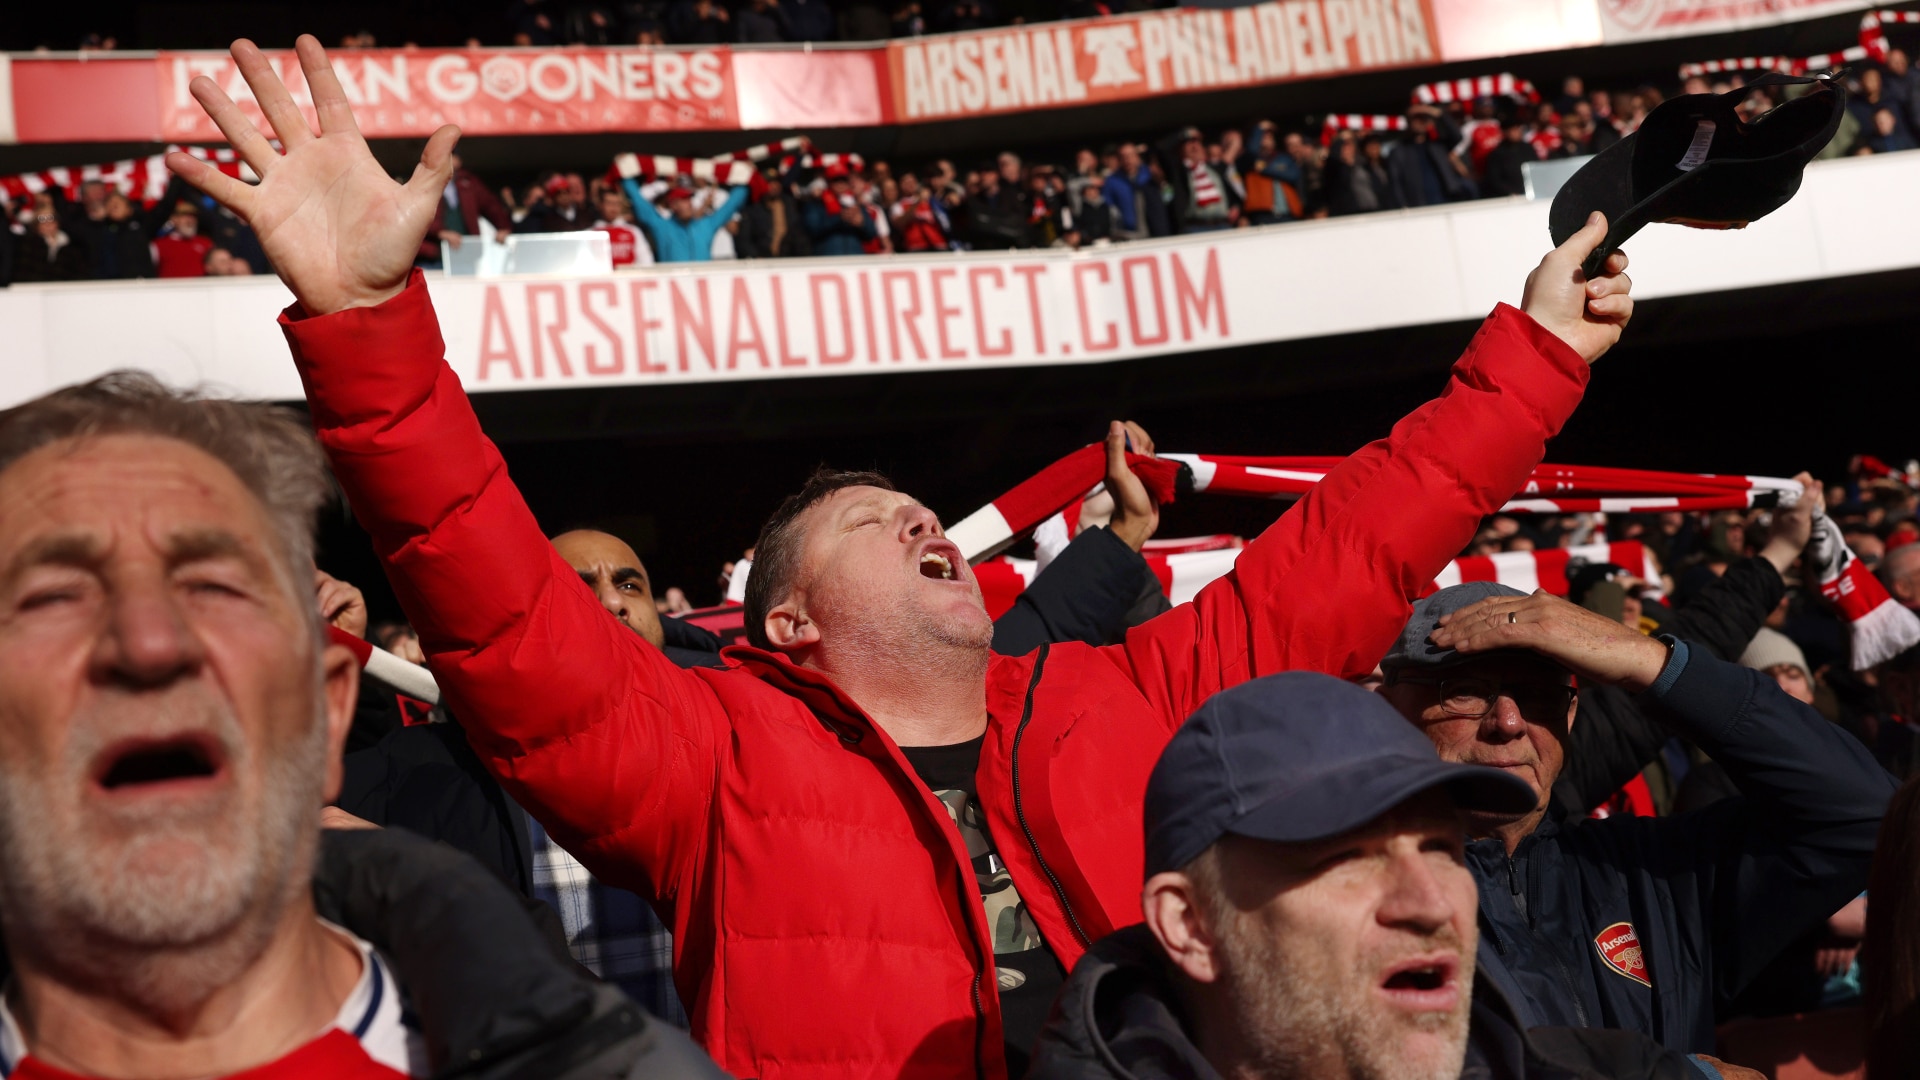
1009, 644, 1092, 948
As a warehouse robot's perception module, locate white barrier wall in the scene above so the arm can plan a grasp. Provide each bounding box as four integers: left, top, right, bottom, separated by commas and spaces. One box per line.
3, 150, 1917, 410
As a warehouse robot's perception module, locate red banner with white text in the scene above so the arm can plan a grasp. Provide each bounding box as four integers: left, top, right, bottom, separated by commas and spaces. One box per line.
156, 47, 739, 141
886, 0, 1440, 123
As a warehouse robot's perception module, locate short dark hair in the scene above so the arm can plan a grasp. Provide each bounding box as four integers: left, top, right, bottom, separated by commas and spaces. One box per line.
743, 467, 896, 651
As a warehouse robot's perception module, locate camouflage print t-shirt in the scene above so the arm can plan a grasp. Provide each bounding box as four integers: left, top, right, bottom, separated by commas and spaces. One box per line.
900, 737, 1065, 1076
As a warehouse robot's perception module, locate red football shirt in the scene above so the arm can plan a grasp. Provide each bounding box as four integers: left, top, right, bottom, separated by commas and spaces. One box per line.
0, 926, 426, 1079
153, 233, 215, 278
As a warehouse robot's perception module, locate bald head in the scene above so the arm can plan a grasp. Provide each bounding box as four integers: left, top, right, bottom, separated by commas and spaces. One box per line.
551, 530, 666, 648
1884, 543, 1920, 610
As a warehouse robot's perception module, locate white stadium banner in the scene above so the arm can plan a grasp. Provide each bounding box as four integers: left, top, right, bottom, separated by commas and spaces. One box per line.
2, 149, 1919, 410
1593, 0, 1873, 44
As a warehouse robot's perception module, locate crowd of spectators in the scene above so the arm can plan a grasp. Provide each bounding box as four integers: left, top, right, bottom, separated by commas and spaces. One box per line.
5, 57, 1917, 283
429, 57, 1920, 266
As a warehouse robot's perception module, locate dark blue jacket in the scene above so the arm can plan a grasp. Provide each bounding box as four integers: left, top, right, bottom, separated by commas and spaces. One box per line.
800, 196, 877, 256
1472, 642, 1895, 1053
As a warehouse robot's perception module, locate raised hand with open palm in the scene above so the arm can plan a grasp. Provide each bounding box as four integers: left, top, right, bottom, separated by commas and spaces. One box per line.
165, 35, 460, 317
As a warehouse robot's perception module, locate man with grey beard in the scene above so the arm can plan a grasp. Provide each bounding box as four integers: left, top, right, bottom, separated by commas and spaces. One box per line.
1027, 673, 1728, 1080
0, 374, 722, 1079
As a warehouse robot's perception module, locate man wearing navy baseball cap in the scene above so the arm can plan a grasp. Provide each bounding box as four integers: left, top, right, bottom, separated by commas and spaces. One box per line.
1026, 672, 1716, 1080
1379, 575, 1894, 1056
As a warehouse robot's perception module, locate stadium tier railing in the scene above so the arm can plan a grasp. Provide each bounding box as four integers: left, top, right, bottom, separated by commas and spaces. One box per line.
2, 147, 1915, 410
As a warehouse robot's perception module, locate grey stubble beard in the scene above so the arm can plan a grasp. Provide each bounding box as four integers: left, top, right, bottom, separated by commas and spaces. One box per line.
0, 686, 330, 1025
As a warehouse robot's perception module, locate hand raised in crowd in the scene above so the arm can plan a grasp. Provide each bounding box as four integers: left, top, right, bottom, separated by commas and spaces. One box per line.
164, 35, 460, 316
315, 569, 369, 639
1430, 588, 1671, 693
1521, 211, 1633, 364
1760, 471, 1824, 575
1103, 419, 1160, 552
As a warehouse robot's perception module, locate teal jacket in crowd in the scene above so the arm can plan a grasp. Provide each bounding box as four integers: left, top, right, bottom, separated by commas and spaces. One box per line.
622, 180, 749, 264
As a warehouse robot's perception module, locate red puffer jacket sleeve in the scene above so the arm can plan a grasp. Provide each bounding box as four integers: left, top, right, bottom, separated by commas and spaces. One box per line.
280, 272, 718, 900
1109, 303, 1590, 723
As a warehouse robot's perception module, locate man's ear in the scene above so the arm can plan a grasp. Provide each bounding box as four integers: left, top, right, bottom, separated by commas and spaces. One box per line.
1143, 872, 1223, 984
763, 598, 821, 654
319, 640, 360, 805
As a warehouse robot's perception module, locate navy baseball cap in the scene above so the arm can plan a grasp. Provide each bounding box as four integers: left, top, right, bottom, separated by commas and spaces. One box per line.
1380, 582, 1528, 676
1143, 671, 1537, 877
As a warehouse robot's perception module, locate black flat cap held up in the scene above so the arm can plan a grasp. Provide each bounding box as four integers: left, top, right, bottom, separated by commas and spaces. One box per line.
1142, 671, 1536, 878
1550, 73, 1845, 279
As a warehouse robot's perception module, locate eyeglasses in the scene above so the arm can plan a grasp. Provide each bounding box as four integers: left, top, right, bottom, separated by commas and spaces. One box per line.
1390, 674, 1575, 721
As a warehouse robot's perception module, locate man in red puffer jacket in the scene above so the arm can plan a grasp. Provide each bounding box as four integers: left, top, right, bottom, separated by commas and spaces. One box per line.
170, 35, 1635, 1080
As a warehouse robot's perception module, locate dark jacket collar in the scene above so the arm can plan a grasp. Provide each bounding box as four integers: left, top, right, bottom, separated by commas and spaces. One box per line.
1026, 925, 1223, 1080
1028, 923, 1686, 1080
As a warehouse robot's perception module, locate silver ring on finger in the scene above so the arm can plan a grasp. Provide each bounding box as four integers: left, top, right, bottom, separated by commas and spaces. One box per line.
1507, 611, 1517, 625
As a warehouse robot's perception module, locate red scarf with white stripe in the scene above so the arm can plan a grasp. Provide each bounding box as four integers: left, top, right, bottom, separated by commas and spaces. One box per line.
1677, 8, 1907, 77
0, 145, 247, 204
947, 446, 1917, 668
1188, 160, 1223, 208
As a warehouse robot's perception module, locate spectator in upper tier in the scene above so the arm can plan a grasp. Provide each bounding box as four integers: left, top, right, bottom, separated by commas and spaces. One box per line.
12, 208, 88, 283
1866, 106, 1918, 154
1848, 66, 1914, 147
1886, 49, 1920, 129
1324, 133, 1399, 216
781, 0, 836, 39
966, 153, 1034, 249
1388, 104, 1477, 208
1236, 124, 1303, 225
152, 199, 217, 278
668, 0, 731, 43
621, 177, 748, 263
737, 0, 786, 41
934, 0, 994, 32
592, 187, 655, 268
1100, 142, 1157, 240
1281, 130, 1327, 216
1380, 558, 1896, 1054
1027, 673, 1707, 1080
1157, 126, 1238, 233
1074, 181, 1113, 245
420, 151, 512, 266
89, 189, 172, 278
889, 171, 954, 252
1481, 113, 1536, 198
523, 175, 594, 233
802, 165, 878, 256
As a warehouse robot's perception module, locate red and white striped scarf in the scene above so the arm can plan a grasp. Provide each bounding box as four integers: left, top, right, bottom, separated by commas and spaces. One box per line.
1677, 7, 1909, 78
610, 136, 809, 190
1804, 511, 1920, 669
951, 444, 1917, 668
1321, 114, 1409, 146
1188, 160, 1223, 208
946, 447, 1804, 560
0, 145, 248, 204
1410, 73, 1539, 107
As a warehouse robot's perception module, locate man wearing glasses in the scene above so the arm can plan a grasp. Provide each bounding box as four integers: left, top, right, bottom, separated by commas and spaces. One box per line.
1377, 578, 1893, 1054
